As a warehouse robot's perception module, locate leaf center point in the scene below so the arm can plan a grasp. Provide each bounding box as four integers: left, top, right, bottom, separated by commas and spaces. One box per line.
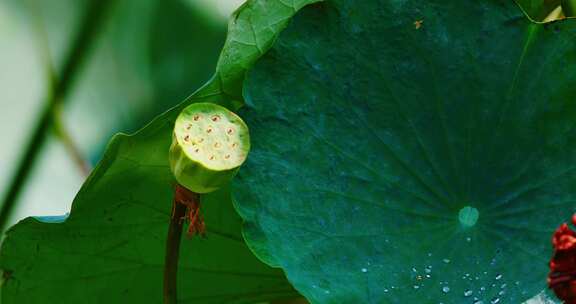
458, 206, 479, 227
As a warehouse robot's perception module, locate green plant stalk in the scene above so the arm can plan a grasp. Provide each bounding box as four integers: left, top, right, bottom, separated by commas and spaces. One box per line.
53, 105, 92, 177
163, 191, 197, 304
26, 0, 91, 178
0, 0, 116, 233
562, 0, 576, 16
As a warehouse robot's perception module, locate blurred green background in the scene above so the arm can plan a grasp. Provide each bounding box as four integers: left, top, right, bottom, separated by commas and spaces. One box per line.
0, 0, 243, 229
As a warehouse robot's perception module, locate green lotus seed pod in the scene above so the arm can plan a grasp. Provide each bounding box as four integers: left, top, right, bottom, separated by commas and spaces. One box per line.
169, 102, 250, 193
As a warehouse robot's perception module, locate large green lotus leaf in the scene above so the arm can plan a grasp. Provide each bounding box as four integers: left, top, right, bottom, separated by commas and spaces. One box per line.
233, 0, 576, 303
0, 0, 321, 303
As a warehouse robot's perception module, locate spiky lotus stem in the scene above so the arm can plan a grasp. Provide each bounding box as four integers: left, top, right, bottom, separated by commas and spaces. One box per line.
163, 102, 250, 304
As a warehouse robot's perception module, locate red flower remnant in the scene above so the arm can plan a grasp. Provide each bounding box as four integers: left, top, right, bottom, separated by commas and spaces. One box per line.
549, 214, 576, 304
174, 185, 205, 237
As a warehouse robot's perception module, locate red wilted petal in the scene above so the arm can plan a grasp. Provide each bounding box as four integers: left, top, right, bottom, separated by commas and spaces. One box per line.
553, 224, 576, 251
552, 280, 576, 304
549, 215, 576, 303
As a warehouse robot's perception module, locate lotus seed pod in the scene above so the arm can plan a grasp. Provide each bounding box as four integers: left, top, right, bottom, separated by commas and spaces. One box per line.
169, 102, 250, 193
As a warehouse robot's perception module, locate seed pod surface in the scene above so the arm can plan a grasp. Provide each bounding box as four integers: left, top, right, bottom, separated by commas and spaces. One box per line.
169, 102, 250, 193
